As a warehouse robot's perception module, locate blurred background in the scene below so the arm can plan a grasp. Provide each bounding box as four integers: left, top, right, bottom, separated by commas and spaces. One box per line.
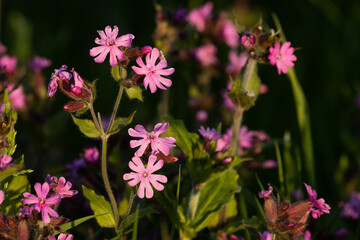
1, 0, 359, 238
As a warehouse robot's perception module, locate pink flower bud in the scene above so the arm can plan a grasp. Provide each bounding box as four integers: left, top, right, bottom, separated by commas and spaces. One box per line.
63, 102, 85, 111
141, 46, 153, 55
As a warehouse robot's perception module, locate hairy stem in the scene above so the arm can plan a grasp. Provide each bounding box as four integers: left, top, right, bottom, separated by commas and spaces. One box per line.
123, 190, 136, 219
106, 84, 124, 135
101, 136, 120, 227
89, 103, 102, 132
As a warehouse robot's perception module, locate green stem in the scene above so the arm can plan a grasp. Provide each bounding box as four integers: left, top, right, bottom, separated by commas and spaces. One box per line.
230, 105, 244, 156
123, 190, 136, 219
106, 84, 124, 135
101, 136, 120, 227
89, 103, 101, 132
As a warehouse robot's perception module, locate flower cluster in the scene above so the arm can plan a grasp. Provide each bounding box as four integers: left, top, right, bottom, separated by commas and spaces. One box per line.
124, 123, 176, 198
258, 183, 330, 238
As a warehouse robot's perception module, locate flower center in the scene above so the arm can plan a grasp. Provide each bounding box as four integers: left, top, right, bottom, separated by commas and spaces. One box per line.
40, 198, 45, 205
143, 172, 148, 178
106, 38, 115, 46
276, 54, 282, 60
149, 134, 155, 140
150, 68, 155, 73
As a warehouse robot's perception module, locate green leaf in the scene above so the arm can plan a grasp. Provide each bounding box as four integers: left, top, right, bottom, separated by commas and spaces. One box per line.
187, 170, 241, 232
2, 175, 30, 215
161, 117, 199, 159
71, 115, 100, 138
82, 185, 116, 228
125, 86, 143, 102
12, 169, 33, 176
120, 207, 157, 232
58, 214, 106, 232
108, 111, 136, 135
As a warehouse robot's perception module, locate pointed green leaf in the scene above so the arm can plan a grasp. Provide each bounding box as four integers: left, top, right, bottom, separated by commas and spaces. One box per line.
108, 111, 136, 135
71, 115, 100, 138
125, 86, 143, 102
58, 214, 107, 232
82, 185, 116, 228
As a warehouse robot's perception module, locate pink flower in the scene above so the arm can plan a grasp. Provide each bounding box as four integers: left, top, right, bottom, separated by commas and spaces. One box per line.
304, 183, 331, 219
0, 190, 4, 205
187, 2, 213, 32
7, 84, 26, 110
48, 65, 72, 97
70, 70, 84, 95
268, 42, 297, 75
55, 177, 78, 198
132, 48, 175, 93
123, 155, 167, 198
128, 123, 176, 157
194, 44, 218, 67
28, 56, 51, 70
90, 25, 135, 66
84, 147, 99, 164
259, 184, 273, 199
47, 233, 74, 240
0, 154, 15, 171
260, 83, 268, 94
198, 126, 221, 141
241, 34, 255, 48
239, 126, 253, 150
196, 110, 208, 122
0, 55, 17, 73
216, 128, 232, 152
22, 182, 61, 223
260, 231, 271, 240
222, 82, 235, 110
226, 51, 248, 78
221, 20, 239, 48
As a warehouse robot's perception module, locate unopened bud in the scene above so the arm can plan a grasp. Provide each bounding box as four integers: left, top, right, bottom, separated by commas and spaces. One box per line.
63, 102, 85, 111
50, 217, 69, 226
141, 46, 153, 55
156, 152, 178, 163
126, 48, 142, 58
264, 197, 278, 223
286, 201, 311, 224
77, 89, 92, 101
16, 219, 30, 240
0, 213, 10, 231
132, 74, 145, 85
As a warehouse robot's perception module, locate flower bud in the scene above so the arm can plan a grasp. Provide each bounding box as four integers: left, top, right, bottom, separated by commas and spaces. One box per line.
126, 48, 142, 58
16, 219, 30, 240
264, 197, 278, 223
241, 34, 255, 48
63, 102, 85, 112
132, 74, 145, 85
156, 152, 178, 163
141, 46, 153, 55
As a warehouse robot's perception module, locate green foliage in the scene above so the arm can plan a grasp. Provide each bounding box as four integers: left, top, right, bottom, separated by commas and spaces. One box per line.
0, 155, 24, 182
71, 115, 101, 138
2, 175, 30, 215
107, 111, 136, 135
125, 86, 143, 102
82, 185, 116, 228
58, 214, 107, 232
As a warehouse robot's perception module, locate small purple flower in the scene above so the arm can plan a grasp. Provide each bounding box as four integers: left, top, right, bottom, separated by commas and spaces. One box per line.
18, 204, 30, 218
7, 84, 26, 110
259, 184, 273, 199
132, 48, 175, 93
22, 182, 61, 223
55, 177, 78, 198
123, 155, 167, 199
304, 183, 331, 219
84, 147, 99, 164
0, 154, 15, 171
0, 55, 17, 73
187, 2, 213, 32
48, 65, 72, 97
90, 25, 135, 66
334, 228, 348, 238
194, 44, 218, 67
198, 126, 221, 141
340, 191, 360, 220
221, 20, 239, 48
28, 56, 51, 70
45, 174, 58, 185
0, 190, 4, 205
128, 123, 176, 157
175, 8, 188, 23
260, 231, 271, 240
66, 158, 86, 178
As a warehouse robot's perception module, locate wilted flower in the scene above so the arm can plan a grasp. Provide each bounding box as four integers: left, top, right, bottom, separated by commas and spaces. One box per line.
187, 2, 213, 32
0, 55, 17, 73
90, 25, 135, 66
123, 155, 167, 198
304, 183, 331, 219
198, 126, 221, 141
268, 42, 297, 75
0, 154, 15, 171
132, 48, 175, 93
48, 65, 72, 97
259, 184, 273, 199
128, 123, 176, 157
22, 182, 61, 223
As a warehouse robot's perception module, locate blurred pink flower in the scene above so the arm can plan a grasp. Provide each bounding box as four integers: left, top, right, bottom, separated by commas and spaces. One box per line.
222, 82, 235, 110
216, 128, 232, 152
55, 177, 78, 198
268, 42, 297, 75
123, 155, 167, 199
239, 126, 253, 150
194, 44, 218, 67
260, 231, 271, 240
221, 20, 239, 48
259, 184, 273, 199
187, 2, 213, 32
132, 48, 174, 93
226, 51, 248, 78
304, 183, 331, 219
0, 190, 4, 205
22, 182, 61, 223
28, 56, 51, 70
196, 110, 208, 122
84, 147, 99, 164
0, 55, 17, 73
7, 83, 26, 110
90, 25, 135, 66
0, 42, 6, 55
128, 123, 176, 156
198, 126, 221, 141
260, 83, 268, 94
262, 160, 277, 169
0, 154, 15, 171
47, 233, 74, 240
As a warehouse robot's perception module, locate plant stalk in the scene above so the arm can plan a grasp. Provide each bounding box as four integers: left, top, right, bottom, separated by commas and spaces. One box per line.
106, 83, 124, 135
